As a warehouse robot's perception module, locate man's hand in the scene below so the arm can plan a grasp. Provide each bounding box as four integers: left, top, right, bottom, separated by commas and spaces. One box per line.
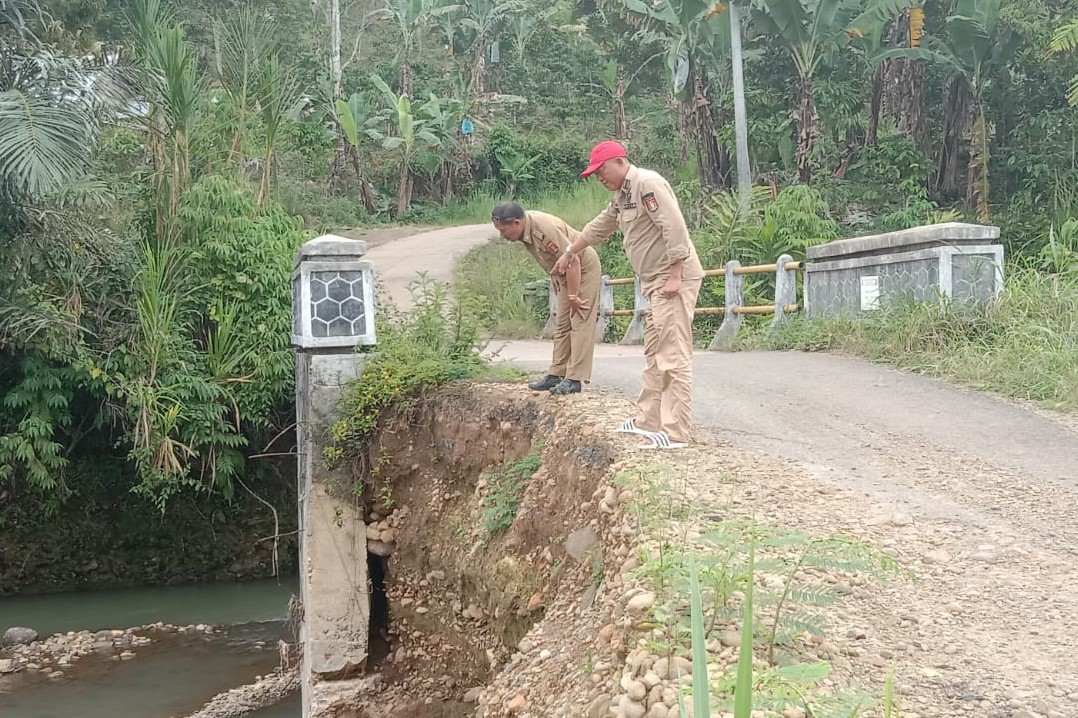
568, 296, 591, 318
552, 252, 572, 276
660, 274, 682, 299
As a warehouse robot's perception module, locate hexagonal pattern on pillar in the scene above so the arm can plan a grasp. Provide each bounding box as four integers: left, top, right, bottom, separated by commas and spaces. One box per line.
309, 270, 368, 338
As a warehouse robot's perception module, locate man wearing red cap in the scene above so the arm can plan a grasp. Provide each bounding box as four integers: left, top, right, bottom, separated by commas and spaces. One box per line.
553, 140, 704, 449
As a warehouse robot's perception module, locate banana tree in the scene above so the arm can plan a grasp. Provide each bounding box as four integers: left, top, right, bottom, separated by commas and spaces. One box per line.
367, 74, 443, 215
494, 149, 540, 196
459, 0, 524, 101
582, 7, 666, 141
368, 0, 433, 98
850, 12, 925, 152
431, 0, 468, 58
749, 0, 912, 183
416, 93, 467, 201
507, 13, 541, 66
608, 0, 733, 190
333, 92, 379, 212
877, 5, 927, 153
878, 0, 1013, 221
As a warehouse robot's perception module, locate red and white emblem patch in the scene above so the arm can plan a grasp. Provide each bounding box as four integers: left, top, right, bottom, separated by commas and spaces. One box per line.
547, 242, 558, 253
643, 192, 659, 212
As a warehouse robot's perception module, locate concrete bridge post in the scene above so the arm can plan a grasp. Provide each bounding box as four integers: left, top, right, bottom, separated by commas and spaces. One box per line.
290, 235, 377, 717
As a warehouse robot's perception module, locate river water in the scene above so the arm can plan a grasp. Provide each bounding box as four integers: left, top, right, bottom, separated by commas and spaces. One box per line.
0, 578, 301, 718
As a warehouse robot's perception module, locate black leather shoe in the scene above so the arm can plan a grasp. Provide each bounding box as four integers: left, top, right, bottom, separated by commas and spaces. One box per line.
550, 379, 582, 395
528, 374, 563, 391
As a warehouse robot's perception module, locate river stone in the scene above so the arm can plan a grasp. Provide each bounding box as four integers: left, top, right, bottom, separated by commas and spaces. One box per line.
626, 592, 655, 615
0, 659, 14, 674
566, 527, 600, 562
586, 695, 611, 718
368, 540, 395, 557
617, 695, 647, 718
3, 627, 38, 645
647, 704, 669, 718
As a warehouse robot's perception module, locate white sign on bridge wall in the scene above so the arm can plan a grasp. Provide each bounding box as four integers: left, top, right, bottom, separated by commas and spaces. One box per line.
860, 275, 880, 311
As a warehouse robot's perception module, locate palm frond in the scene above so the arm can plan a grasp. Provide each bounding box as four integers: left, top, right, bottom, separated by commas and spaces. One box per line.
1049, 19, 1078, 55
0, 89, 93, 197
1067, 74, 1078, 107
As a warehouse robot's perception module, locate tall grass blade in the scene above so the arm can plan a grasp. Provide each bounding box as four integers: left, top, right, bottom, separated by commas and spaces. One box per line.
733, 534, 755, 718
883, 663, 897, 718
689, 553, 711, 718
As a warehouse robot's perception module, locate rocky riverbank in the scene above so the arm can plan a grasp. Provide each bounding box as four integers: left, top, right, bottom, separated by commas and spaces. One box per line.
182, 668, 300, 718
0, 622, 219, 679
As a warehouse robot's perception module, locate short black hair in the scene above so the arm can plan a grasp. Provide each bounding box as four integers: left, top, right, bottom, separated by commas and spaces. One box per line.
491, 201, 525, 223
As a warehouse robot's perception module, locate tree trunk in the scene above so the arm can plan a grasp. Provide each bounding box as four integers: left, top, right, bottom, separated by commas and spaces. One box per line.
395, 161, 412, 216
613, 74, 628, 139
866, 64, 883, 147
716, 105, 733, 189
833, 128, 857, 179
688, 64, 725, 192
880, 9, 927, 154
330, 0, 342, 97
795, 75, 819, 183
451, 142, 473, 197
401, 59, 413, 99
966, 105, 990, 223
172, 130, 191, 215
936, 76, 971, 200
673, 93, 691, 164
348, 145, 378, 213
253, 153, 268, 203
255, 149, 272, 205
441, 162, 453, 202
470, 46, 486, 101
330, 131, 349, 187
149, 117, 169, 239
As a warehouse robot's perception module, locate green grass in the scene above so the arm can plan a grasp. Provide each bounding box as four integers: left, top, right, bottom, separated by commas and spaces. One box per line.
740, 267, 1078, 411
454, 181, 612, 336
430, 180, 611, 228
456, 239, 546, 337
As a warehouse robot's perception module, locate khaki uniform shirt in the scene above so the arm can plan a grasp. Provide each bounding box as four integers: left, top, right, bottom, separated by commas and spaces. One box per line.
579, 165, 704, 295
521, 211, 601, 277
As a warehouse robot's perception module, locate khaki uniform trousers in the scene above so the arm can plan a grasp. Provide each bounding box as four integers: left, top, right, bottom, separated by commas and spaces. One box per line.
635, 278, 702, 442
549, 266, 601, 383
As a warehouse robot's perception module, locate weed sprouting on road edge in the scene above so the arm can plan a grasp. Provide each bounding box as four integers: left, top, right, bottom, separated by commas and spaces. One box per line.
620, 463, 901, 718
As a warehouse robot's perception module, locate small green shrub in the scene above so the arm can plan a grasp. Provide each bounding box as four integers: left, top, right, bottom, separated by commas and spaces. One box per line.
328, 275, 488, 459
481, 451, 541, 536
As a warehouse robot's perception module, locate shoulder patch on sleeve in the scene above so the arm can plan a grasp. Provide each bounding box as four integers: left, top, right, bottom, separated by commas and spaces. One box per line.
643, 192, 659, 212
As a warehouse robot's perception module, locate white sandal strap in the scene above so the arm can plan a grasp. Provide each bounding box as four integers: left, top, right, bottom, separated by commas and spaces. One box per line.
640, 431, 687, 450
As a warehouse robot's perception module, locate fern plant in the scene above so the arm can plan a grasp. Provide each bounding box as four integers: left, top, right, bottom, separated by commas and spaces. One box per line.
0, 357, 75, 497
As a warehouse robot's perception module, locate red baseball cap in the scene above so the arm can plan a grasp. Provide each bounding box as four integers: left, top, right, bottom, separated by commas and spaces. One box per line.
580, 140, 627, 178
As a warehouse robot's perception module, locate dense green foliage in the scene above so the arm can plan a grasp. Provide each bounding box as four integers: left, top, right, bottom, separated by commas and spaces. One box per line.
2, 0, 1078, 527
325, 276, 505, 466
